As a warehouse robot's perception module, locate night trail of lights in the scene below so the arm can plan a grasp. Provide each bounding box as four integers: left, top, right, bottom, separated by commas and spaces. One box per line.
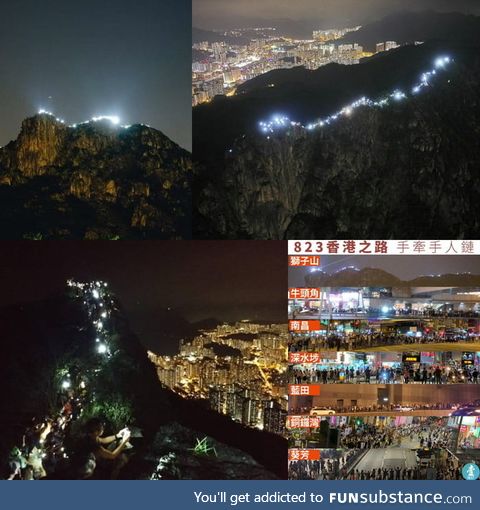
258, 56, 452, 136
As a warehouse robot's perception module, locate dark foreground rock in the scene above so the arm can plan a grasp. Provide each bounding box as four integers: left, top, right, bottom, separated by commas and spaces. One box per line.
0, 115, 191, 239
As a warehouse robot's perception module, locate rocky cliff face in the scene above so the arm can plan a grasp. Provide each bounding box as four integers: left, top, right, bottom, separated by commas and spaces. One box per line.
0, 114, 191, 239
195, 58, 480, 239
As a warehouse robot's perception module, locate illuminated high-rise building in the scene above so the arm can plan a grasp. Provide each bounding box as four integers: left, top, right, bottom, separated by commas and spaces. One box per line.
263, 401, 287, 434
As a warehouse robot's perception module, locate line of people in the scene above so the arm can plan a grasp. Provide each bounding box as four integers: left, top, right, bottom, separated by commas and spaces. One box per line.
288, 450, 360, 480
289, 364, 480, 384
292, 307, 480, 319
288, 452, 462, 480
289, 333, 478, 352
6, 392, 81, 480
289, 401, 462, 414
289, 366, 399, 384
345, 465, 460, 480
338, 422, 455, 450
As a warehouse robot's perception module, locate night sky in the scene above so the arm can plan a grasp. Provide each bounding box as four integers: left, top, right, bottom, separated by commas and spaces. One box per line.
2, 243, 479, 352
194, 0, 480, 29
289, 255, 480, 287
0, 0, 191, 150
0, 241, 286, 353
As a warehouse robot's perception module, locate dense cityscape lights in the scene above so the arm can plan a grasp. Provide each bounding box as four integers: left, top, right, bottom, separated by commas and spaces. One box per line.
192, 25, 377, 106
148, 322, 289, 433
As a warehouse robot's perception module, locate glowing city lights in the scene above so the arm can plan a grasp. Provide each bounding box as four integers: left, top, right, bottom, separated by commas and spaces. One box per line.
61, 380, 71, 389
258, 56, 452, 135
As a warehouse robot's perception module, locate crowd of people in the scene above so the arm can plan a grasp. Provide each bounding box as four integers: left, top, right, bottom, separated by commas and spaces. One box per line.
288, 450, 360, 480
338, 421, 455, 450
289, 332, 478, 352
288, 450, 462, 480
288, 297, 476, 481
289, 401, 462, 414
289, 366, 400, 384
291, 306, 480, 319
289, 364, 480, 384
345, 464, 461, 480
402, 365, 479, 384
6, 392, 81, 480
5, 391, 133, 480
348, 466, 421, 480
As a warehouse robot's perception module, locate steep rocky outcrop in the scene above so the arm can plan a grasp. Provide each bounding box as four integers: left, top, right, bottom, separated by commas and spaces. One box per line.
0, 289, 286, 479
0, 115, 191, 239
194, 46, 480, 239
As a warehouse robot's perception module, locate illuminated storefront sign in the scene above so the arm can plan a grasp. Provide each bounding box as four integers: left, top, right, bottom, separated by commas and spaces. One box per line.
462, 352, 475, 366
402, 353, 421, 363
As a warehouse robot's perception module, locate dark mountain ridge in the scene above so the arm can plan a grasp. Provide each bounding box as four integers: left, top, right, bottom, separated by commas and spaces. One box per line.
0, 114, 191, 240
194, 38, 473, 169
193, 38, 480, 238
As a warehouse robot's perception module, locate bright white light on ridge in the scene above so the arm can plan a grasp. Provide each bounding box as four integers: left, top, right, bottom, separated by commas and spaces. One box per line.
92, 115, 120, 125
258, 55, 452, 135
97, 344, 107, 354
36, 110, 130, 129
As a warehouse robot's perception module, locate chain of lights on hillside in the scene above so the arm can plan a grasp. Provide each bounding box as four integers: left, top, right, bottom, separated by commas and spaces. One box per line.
36, 110, 153, 130
7, 279, 116, 479
52, 280, 115, 393
0, 113, 153, 149
258, 56, 452, 136
67, 279, 113, 359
